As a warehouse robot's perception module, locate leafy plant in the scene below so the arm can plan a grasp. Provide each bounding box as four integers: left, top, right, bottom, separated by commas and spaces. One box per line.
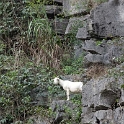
62, 55, 84, 75
0, 63, 54, 123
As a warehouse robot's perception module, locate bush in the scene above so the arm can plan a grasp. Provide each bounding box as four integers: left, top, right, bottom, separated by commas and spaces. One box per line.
0, 64, 54, 123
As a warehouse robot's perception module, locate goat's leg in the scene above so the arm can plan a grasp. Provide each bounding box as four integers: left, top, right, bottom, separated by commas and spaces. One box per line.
66, 89, 70, 101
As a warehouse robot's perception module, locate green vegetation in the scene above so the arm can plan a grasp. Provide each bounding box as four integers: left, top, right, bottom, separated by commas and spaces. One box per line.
62, 55, 84, 75
0, 0, 84, 123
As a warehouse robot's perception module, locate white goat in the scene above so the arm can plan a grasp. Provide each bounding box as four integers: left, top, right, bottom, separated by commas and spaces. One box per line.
53, 77, 83, 100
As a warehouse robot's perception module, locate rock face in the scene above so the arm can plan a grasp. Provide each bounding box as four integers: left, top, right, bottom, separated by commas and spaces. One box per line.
81, 63, 124, 124
90, 0, 124, 38
75, 0, 124, 65
65, 16, 85, 34
63, 0, 87, 16
51, 100, 81, 124
76, 38, 124, 66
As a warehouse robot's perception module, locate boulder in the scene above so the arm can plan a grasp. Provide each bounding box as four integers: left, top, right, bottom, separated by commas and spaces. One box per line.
63, 0, 87, 16
76, 27, 91, 40
73, 44, 85, 59
90, 0, 124, 38
45, 5, 62, 16
65, 15, 89, 34
82, 77, 120, 109
82, 108, 124, 124
51, 100, 80, 123
82, 40, 104, 54
76, 15, 92, 39
114, 107, 124, 124
81, 63, 124, 124
83, 39, 124, 65
84, 53, 104, 65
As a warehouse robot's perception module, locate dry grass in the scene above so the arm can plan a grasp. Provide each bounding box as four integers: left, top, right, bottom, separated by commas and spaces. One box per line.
86, 63, 108, 79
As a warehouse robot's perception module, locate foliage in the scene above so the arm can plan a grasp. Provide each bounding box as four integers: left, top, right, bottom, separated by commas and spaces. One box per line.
0, 0, 84, 123
0, 62, 54, 123
62, 55, 84, 75
121, 84, 124, 89
59, 95, 82, 124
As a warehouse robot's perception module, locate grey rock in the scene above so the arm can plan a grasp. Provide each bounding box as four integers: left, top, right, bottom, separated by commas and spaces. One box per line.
45, 5, 62, 15
82, 40, 105, 54
84, 53, 104, 64
90, 0, 124, 38
81, 112, 95, 124
81, 63, 124, 124
81, 107, 95, 116
114, 107, 124, 124
65, 15, 89, 34
82, 77, 120, 109
73, 44, 85, 59
52, 18, 69, 34
51, 100, 80, 123
63, 0, 87, 16
83, 38, 124, 65
82, 108, 124, 124
76, 27, 91, 40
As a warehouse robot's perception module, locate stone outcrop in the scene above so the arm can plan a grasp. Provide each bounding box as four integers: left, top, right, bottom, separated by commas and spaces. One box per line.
83, 38, 124, 65
75, 0, 124, 65
51, 100, 81, 124
90, 0, 124, 38
63, 0, 87, 16
65, 16, 85, 34
81, 63, 124, 124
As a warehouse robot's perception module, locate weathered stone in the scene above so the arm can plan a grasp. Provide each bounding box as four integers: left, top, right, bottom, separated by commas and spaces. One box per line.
83, 38, 124, 65
51, 100, 80, 123
82, 63, 124, 124
82, 77, 120, 109
114, 107, 124, 124
52, 18, 69, 34
63, 0, 87, 16
82, 107, 95, 116
82, 40, 104, 54
45, 5, 62, 15
81, 112, 95, 124
73, 44, 85, 59
82, 108, 124, 124
84, 53, 104, 64
90, 0, 124, 38
76, 27, 91, 40
65, 15, 88, 34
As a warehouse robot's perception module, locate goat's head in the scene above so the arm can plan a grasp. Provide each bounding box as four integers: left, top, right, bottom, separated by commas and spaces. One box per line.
53, 77, 60, 84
